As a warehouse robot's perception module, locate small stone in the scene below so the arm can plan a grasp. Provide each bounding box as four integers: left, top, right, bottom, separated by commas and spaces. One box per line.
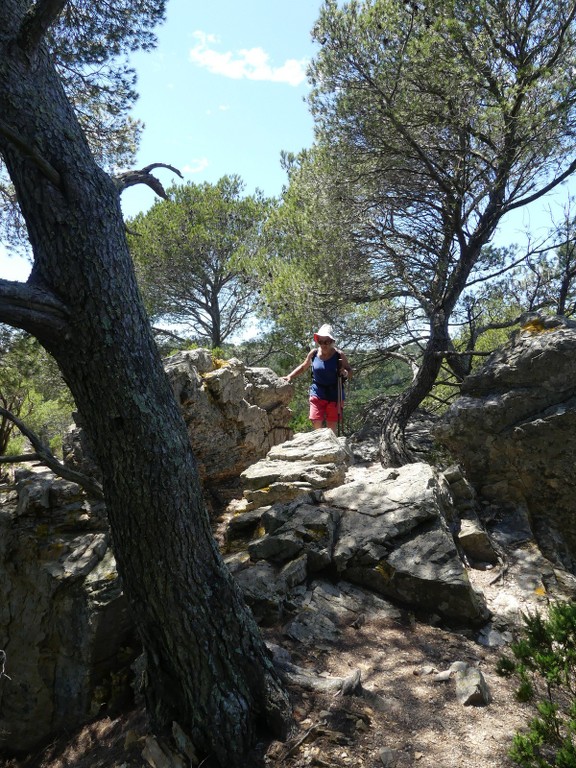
379, 746, 398, 767
449, 661, 468, 673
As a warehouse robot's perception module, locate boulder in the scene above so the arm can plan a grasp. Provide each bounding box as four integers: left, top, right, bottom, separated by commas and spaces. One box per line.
0, 469, 135, 752
239, 429, 350, 510
454, 666, 492, 706
327, 464, 488, 625
229, 458, 489, 626
436, 322, 576, 570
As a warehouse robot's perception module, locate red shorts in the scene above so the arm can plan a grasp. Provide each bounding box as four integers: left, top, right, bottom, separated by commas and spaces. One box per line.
309, 396, 340, 423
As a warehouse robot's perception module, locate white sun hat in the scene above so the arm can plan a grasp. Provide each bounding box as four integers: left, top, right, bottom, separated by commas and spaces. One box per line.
313, 324, 335, 343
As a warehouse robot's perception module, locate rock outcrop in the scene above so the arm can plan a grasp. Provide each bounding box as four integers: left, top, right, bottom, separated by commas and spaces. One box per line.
435, 321, 576, 571
0, 469, 134, 752
64, 348, 295, 512
164, 349, 293, 485
9, 325, 576, 757
240, 429, 350, 509
0, 350, 294, 754
225, 430, 489, 626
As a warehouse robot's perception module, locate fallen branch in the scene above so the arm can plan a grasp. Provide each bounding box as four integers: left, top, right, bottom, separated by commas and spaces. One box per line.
0, 452, 39, 463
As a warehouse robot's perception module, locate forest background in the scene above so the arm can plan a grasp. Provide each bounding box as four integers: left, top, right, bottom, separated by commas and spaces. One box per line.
2, 1, 576, 764
2, 0, 576, 464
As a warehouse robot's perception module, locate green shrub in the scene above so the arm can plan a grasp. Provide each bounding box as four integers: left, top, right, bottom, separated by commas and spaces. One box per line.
497, 602, 576, 767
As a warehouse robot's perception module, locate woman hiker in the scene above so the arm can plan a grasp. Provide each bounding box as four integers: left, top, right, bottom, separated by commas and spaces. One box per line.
283, 324, 353, 434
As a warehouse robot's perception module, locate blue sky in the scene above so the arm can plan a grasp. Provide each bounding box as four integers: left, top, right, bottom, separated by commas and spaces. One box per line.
0, 0, 322, 280
120, 0, 322, 219
0, 0, 574, 280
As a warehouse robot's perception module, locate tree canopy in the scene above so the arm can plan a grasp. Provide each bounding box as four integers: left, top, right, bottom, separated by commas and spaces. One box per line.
0, 0, 166, 248
128, 176, 267, 347
303, 0, 576, 462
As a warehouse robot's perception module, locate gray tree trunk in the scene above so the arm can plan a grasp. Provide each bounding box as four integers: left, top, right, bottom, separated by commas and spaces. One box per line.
0, 3, 291, 765
379, 313, 449, 466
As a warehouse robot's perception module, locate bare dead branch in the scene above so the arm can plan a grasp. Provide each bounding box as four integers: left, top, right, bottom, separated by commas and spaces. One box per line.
505, 157, 576, 214
0, 117, 61, 187
115, 163, 183, 199
0, 407, 103, 500
152, 326, 190, 345
432, 349, 494, 357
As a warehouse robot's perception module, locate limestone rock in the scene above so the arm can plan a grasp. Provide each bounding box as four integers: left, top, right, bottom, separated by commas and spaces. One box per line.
284, 580, 402, 646
165, 351, 293, 485
436, 324, 576, 569
458, 518, 499, 564
327, 464, 488, 625
454, 666, 492, 706
249, 500, 341, 570
240, 429, 350, 509
232, 461, 489, 626
0, 470, 133, 752
64, 350, 294, 495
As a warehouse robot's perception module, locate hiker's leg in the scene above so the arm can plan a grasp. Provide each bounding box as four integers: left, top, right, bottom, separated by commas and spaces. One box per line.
325, 402, 339, 435
310, 396, 329, 430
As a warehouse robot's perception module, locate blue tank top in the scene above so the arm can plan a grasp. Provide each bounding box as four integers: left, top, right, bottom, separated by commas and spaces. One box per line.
310, 351, 342, 402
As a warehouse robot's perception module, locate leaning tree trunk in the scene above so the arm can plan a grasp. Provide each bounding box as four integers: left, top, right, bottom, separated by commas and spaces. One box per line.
379, 313, 449, 466
0, 5, 291, 766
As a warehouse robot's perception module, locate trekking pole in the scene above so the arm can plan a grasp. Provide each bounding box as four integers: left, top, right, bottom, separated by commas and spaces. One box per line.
337, 374, 344, 436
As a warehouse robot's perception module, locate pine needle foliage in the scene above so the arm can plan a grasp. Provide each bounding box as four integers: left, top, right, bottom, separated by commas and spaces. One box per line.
497, 602, 576, 767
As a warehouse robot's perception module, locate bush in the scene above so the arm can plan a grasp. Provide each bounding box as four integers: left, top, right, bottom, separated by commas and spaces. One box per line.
496, 602, 576, 767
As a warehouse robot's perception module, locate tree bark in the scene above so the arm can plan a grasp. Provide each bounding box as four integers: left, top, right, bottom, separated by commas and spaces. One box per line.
379, 312, 449, 466
0, 3, 291, 765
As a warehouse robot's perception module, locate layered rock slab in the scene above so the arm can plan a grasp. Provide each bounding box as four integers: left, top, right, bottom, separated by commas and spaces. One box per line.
229, 441, 488, 626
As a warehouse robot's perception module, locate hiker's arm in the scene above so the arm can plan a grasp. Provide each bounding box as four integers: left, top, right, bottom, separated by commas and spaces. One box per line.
284, 351, 313, 382
340, 352, 353, 379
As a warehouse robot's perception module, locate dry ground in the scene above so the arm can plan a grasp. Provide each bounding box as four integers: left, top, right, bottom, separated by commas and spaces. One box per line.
1, 583, 536, 768
0, 463, 558, 768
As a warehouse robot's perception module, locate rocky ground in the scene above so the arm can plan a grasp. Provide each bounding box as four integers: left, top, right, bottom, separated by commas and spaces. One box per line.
3, 462, 565, 768
0, 595, 537, 768
3, 392, 573, 768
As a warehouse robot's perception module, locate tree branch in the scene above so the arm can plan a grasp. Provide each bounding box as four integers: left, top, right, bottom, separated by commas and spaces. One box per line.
17, 0, 68, 55
115, 163, 183, 199
0, 407, 103, 500
0, 453, 39, 463
0, 278, 70, 341
504, 158, 576, 214
0, 117, 62, 187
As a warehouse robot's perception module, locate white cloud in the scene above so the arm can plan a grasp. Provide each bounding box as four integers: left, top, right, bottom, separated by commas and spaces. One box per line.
189, 31, 308, 87
182, 158, 209, 174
